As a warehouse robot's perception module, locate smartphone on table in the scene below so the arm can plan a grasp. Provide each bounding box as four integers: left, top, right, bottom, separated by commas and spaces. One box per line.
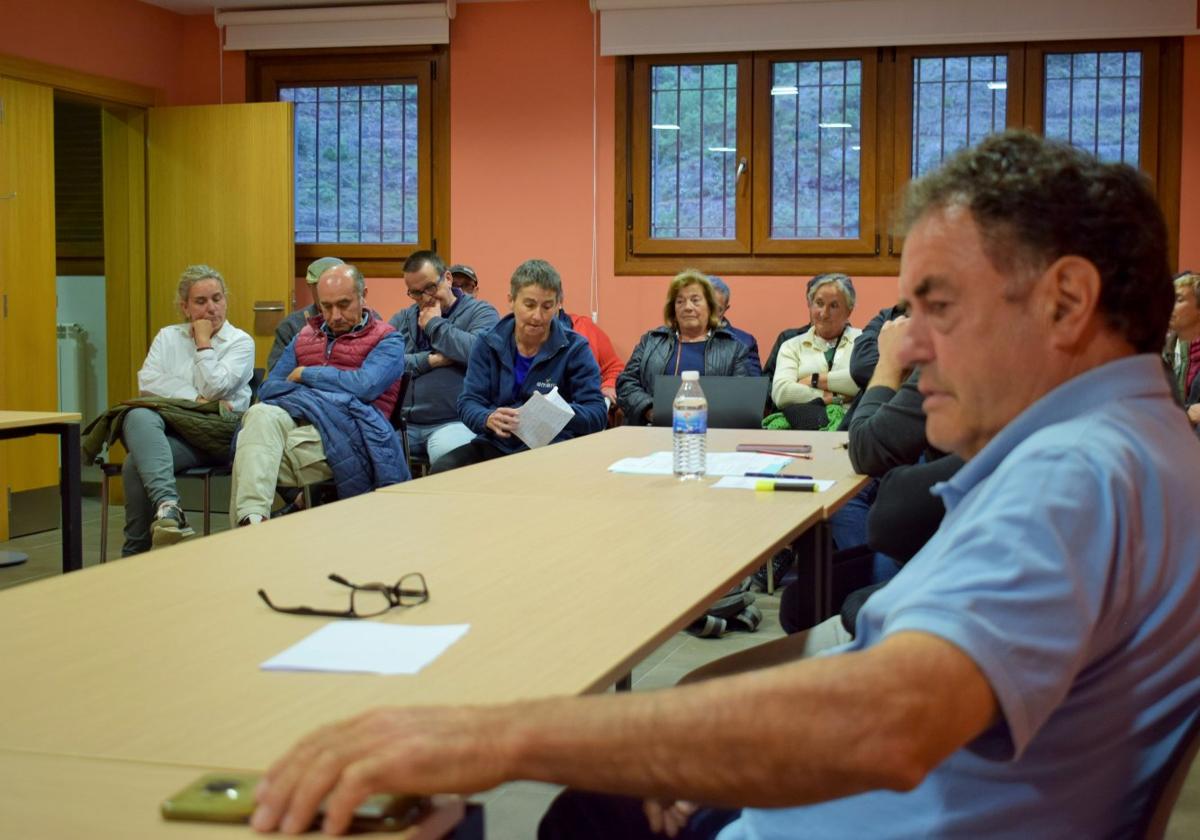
161, 771, 460, 834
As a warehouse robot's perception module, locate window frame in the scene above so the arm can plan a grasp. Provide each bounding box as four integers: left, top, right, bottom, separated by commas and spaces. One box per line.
630, 54, 752, 255
616, 37, 1182, 276
751, 48, 879, 256
248, 46, 450, 278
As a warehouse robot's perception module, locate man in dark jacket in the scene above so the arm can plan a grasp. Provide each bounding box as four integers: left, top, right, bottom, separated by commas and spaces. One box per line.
389, 251, 499, 466
231, 264, 406, 525
708, 276, 762, 376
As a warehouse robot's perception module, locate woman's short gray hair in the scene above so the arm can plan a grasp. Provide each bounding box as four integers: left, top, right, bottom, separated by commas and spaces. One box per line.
176, 264, 227, 314
510, 259, 563, 301
806, 272, 856, 311
1174, 270, 1200, 296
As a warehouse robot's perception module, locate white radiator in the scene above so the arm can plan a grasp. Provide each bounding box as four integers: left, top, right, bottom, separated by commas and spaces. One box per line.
57, 322, 87, 415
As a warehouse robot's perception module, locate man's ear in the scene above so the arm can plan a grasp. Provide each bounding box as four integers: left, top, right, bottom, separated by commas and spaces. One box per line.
1042, 255, 1102, 349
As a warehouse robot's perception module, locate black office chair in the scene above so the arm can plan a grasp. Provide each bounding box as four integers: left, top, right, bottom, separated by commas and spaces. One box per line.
299, 372, 412, 509
98, 368, 265, 562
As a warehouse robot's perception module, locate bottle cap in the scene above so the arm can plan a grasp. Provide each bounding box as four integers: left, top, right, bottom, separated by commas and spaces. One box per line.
681, 370, 700, 381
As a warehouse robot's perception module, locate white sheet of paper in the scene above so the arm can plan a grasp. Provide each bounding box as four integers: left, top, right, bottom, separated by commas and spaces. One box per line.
711, 476, 836, 491
608, 451, 792, 476
261, 621, 470, 676
515, 387, 575, 450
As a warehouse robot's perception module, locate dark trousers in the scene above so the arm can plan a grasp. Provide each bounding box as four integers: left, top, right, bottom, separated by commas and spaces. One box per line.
538, 790, 740, 840
429, 438, 508, 474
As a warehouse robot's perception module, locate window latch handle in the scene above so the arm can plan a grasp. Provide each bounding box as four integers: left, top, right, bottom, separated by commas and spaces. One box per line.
735, 157, 747, 180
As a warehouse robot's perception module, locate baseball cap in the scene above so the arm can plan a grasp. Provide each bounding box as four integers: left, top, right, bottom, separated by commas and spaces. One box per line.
306, 256, 345, 285
448, 264, 478, 285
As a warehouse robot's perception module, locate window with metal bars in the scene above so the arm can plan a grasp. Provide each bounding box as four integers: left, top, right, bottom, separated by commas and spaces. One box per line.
248, 49, 449, 277
617, 38, 1179, 276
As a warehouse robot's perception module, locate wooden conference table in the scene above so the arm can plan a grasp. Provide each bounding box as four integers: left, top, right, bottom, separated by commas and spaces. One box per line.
0, 427, 863, 835
0, 410, 83, 573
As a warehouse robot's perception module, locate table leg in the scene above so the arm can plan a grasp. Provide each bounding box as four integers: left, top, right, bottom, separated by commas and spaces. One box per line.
787, 522, 834, 630
58, 423, 83, 573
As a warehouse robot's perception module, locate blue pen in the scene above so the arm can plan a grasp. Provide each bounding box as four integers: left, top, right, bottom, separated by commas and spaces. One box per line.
744, 472, 812, 479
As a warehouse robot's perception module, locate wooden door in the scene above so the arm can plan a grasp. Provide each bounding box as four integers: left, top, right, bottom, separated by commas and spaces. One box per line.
147, 103, 293, 370
0, 77, 57, 540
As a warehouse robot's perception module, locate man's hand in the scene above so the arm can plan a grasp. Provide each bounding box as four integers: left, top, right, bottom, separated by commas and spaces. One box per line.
427, 352, 453, 369
417, 300, 441, 331
251, 706, 509, 836
287, 367, 306, 383
601, 385, 618, 404
486, 407, 520, 438
871, 316, 911, 389
192, 318, 215, 348
1188, 403, 1200, 426
643, 799, 699, 838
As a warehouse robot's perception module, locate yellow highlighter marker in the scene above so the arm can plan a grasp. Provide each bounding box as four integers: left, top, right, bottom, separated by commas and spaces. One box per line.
755, 479, 818, 492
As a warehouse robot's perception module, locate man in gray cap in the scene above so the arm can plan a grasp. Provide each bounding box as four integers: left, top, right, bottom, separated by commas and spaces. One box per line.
267, 256, 344, 373
448, 264, 479, 296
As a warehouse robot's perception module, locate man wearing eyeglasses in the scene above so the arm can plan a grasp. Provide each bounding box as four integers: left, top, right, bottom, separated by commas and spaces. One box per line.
389, 251, 499, 467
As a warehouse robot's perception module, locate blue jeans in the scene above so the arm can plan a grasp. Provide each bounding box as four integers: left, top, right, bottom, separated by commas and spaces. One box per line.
405, 421, 475, 465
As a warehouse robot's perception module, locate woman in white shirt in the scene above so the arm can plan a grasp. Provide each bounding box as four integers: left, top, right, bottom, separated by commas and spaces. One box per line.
771, 273, 861, 429
121, 265, 254, 555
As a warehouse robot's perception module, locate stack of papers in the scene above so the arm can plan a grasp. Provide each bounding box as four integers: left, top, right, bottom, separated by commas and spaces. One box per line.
516, 387, 575, 449
608, 451, 792, 476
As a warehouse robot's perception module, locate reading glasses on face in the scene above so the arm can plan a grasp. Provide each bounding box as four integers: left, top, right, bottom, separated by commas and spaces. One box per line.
258, 572, 429, 618
406, 282, 440, 300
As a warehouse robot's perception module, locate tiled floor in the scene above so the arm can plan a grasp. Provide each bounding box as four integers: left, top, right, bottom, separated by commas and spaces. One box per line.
2, 501, 1198, 838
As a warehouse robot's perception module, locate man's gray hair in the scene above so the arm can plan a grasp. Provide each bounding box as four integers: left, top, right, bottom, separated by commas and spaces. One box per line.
510, 259, 562, 301
1175, 271, 1200, 296
175, 264, 226, 314
708, 276, 731, 302
320, 263, 366, 296
806, 272, 856, 312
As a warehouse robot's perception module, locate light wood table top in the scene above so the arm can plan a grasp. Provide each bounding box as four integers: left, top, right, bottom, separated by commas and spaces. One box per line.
0, 485, 822, 770
388, 426, 866, 519
0, 410, 81, 430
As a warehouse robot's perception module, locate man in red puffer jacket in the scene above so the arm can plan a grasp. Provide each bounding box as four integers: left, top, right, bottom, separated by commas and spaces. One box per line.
230, 264, 406, 526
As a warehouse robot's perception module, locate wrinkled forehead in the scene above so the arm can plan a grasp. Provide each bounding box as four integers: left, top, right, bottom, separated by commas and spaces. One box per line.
317, 274, 358, 303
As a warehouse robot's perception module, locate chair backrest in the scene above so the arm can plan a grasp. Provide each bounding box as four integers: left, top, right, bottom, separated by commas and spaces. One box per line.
249, 367, 266, 404
388, 372, 413, 463
1138, 704, 1200, 839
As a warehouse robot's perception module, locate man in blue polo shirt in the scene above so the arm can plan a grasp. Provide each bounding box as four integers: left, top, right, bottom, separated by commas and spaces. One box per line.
252, 132, 1200, 839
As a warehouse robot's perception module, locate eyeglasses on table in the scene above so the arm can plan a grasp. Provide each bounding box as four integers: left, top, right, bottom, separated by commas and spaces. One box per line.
258, 572, 429, 618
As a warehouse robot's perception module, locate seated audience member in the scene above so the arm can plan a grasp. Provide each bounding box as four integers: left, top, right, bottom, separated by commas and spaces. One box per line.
253, 133, 1200, 840
230, 264, 407, 524
837, 301, 908, 427
430, 259, 607, 473
616, 269, 749, 424
389, 250, 499, 465
1166, 269, 1200, 438
267, 257, 343, 373
556, 304, 625, 406
448, 263, 479, 296
113, 265, 254, 553
771, 273, 861, 429
707, 276, 762, 376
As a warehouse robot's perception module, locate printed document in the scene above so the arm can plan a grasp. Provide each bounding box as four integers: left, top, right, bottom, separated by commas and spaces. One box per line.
516, 386, 575, 449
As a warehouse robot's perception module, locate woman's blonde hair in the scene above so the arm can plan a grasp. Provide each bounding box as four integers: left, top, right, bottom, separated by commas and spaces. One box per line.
175, 264, 227, 320
662, 269, 721, 331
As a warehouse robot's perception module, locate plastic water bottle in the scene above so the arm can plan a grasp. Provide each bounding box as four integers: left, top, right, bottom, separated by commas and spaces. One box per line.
673, 370, 708, 480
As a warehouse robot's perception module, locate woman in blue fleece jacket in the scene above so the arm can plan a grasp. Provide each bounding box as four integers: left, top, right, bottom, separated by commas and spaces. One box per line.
430, 259, 608, 473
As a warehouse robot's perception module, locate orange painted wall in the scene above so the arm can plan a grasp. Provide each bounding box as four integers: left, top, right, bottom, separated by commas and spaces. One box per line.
0, 0, 239, 105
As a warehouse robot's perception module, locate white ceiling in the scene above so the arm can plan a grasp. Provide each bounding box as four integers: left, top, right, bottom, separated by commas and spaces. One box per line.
140, 0, 434, 15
